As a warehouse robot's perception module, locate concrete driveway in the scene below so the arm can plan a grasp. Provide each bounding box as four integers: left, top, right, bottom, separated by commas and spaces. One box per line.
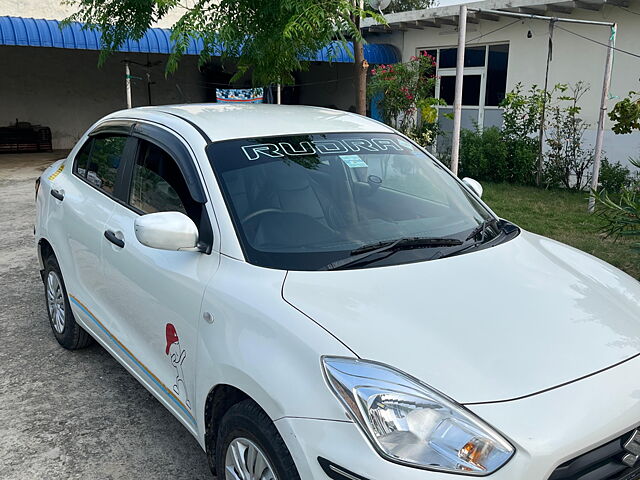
0, 153, 212, 480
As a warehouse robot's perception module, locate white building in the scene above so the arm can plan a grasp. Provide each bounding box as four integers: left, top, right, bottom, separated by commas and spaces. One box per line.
364, 0, 640, 164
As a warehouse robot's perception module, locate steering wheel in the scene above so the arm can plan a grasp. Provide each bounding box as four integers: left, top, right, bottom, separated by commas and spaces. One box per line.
242, 208, 285, 224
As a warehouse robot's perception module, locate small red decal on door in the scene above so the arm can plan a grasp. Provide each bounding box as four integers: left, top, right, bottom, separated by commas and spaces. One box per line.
165, 323, 192, 410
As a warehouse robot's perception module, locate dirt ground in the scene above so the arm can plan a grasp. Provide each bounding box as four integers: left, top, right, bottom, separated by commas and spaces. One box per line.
0, 152, 212, 479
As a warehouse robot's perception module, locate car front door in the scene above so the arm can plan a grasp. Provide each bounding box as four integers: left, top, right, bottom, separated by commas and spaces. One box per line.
99, 124, 218, 431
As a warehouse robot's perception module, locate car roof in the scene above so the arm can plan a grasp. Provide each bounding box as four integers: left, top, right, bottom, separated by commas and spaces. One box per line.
109, 104, 394, 142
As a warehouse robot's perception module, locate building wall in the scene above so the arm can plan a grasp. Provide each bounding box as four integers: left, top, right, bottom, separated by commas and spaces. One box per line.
0, 46, 207, 148
0, 0, 193, 28
296, 63, 358, 111
373, 0, 640, 163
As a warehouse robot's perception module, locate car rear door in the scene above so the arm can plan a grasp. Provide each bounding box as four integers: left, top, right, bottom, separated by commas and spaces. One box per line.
47, 126, 135, 333
98, 122, 218, 431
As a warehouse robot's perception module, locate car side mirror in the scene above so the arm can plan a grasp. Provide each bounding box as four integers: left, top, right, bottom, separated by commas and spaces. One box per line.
134, 211, 200, 251
462, 177, 483, 198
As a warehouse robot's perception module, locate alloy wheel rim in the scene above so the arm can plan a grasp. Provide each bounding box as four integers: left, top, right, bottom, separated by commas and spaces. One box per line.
46, 271, 65, 334
224, 437, 278, 480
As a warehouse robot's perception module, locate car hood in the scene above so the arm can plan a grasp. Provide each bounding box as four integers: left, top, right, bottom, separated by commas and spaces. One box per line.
282, 231, 640, 404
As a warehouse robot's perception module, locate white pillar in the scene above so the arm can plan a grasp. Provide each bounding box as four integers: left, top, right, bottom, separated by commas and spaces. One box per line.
125, 61, 132, 109
450, 5, 467, 176
588, 24, 617, 212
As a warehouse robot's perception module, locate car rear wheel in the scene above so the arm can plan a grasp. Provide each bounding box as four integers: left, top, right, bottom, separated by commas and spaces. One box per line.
216, 399, 300, 480
44, 254, 93, 350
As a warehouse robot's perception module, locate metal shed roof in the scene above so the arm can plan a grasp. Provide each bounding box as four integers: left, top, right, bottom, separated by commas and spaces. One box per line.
0, 15, 400, 64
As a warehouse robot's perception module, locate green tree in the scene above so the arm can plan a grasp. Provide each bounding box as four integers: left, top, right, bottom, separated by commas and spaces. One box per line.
65, 0, 384, 86
387, 0, 434, 13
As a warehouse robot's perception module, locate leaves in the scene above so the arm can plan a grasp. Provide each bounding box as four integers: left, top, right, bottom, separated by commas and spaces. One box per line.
595, 188, 640, 250
499, 82, 546, 139
599, 158, 634, 194
459, 127, 538, 185
609, 93, 640, 135
387, 0, 435, 12
65, 0, 383, 85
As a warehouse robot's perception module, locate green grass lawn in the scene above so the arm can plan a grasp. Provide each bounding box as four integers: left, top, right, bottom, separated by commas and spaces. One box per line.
482, 182, 639, 279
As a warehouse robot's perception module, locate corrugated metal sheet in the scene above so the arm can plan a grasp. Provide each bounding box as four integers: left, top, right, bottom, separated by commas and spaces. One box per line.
0, 16, 399, 63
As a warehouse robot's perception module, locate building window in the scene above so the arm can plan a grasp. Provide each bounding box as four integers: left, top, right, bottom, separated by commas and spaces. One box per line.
439, 75, 482, 106
418, 43, 510, 148
485, 44, 510, 107
419, 43, 509, 107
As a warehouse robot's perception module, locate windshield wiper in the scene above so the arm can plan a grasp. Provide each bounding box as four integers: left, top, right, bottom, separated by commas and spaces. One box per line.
433, 220, 519, 261
323, 236, 463, 271
465, 218, 499, 243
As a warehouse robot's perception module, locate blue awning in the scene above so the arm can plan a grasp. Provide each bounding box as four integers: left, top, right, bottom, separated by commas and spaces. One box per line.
0, 16, 399, 64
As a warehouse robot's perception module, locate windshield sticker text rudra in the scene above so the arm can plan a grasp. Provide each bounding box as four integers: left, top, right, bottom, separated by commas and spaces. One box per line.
241, 138, 411, 161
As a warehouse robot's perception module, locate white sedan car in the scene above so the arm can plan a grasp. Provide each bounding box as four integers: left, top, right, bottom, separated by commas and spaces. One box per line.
36, 104, 640, 480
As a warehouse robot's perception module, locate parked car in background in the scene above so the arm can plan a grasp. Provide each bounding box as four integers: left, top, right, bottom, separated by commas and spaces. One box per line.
35, 104, 640, 480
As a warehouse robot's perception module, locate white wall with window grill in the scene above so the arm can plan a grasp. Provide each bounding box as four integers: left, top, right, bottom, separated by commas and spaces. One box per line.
373, 3, 640, 165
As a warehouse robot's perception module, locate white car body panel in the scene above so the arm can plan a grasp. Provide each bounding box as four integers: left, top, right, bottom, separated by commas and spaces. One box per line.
34, 104, 640, 479
195, 256, 355, 428
140, 103, 394, 142
283, 230, 640, 404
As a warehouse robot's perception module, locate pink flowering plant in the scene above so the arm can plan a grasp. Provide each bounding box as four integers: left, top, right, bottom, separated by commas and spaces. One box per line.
368, 52, 443, 145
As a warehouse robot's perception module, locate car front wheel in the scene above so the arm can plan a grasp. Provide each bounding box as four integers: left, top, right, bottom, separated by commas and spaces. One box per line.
216, 399, 300, 480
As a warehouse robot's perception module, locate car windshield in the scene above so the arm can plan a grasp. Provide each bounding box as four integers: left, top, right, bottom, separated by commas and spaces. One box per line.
207, 132, 504, 271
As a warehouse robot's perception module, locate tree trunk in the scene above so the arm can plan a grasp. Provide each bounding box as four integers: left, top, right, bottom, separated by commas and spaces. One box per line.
354, 5, 367, 116
354, 39, 367, 115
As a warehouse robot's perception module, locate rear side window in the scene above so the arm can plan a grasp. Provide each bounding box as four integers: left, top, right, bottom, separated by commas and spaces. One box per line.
73, 135, 127, 195
74, 140, 92, 178
129, 141, 193, 218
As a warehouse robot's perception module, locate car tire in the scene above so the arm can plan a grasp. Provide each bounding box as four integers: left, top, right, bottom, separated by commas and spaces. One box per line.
215, 399, 301, 480
43, 254, 93, 350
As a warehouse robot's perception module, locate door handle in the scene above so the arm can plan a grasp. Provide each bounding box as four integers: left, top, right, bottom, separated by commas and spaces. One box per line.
50, 189, 64, 201
104, 230, 125, 248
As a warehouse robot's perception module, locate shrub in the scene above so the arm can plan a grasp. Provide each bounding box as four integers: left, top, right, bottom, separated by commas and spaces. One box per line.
459, 128, 487, 179
460, 127, 508, 182
596, 157, 640, 253
500, 83, 546, 139
599, 158, 631, 194
596, 189, 640, 250
506, 137, 539, 185
462, 82, 547, 186
459, 127, 538, 185
542, 83, 594, 191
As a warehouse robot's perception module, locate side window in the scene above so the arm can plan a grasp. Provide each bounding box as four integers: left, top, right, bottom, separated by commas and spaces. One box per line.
73, 139, 92, 179
129, 141, 195, 218
85, 135, 127, 194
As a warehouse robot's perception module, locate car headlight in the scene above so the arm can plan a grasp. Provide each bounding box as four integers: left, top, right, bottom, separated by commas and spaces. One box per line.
322, 357, 514, 475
